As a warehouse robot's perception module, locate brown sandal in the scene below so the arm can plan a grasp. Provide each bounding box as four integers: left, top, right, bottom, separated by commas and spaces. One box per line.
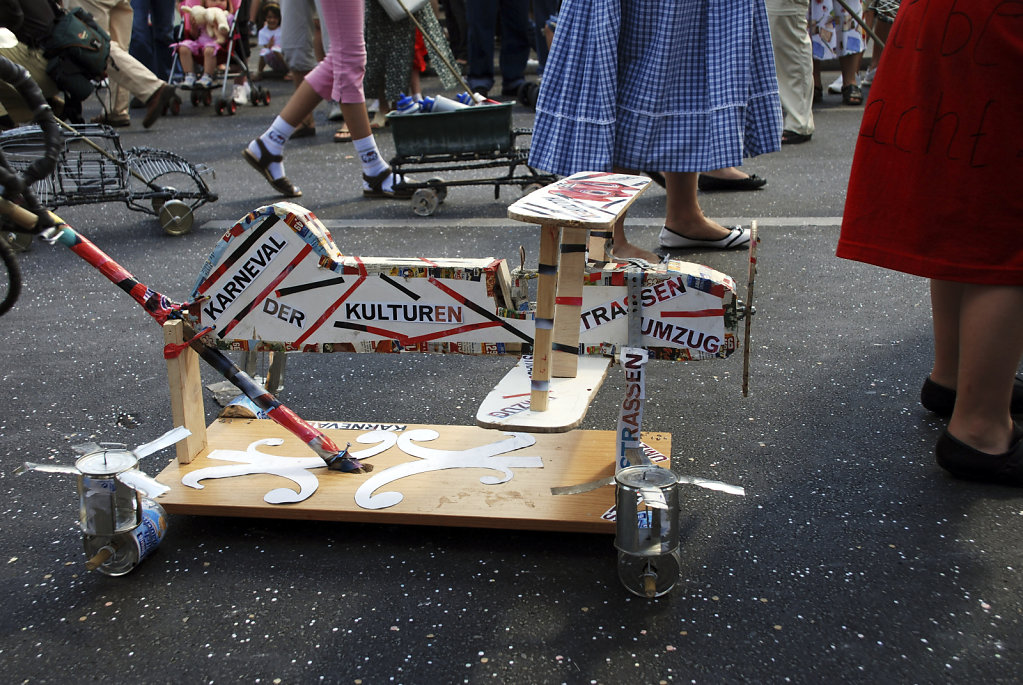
333, 124, 352, 143
242, 138, 302, 197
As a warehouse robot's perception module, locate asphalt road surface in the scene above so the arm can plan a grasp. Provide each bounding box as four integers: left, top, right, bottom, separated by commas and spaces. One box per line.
1, 65, 1020, 684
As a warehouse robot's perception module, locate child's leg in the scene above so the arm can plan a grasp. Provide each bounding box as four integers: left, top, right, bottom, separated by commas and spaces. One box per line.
203, 46, 218, 77
179, 46, 196, 86
179, 46, 194, 74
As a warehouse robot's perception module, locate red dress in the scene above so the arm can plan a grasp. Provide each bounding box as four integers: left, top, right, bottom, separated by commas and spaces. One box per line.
836, 0, 1023, 285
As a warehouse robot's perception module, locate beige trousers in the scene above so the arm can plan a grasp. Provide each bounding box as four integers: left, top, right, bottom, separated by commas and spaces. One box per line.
0, 42, 60, 120
765, 0, 815, 136
67, 0, 165, 118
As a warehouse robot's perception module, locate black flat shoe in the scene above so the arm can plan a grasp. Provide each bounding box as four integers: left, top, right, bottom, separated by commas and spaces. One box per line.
697, 173, 767, 192
935, 424, 1023, 485
921, 375, 1023, 417
781, 130, 812, 145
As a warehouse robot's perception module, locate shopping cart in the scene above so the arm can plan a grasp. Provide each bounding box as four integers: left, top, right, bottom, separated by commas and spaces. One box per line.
0, 123, 217, 235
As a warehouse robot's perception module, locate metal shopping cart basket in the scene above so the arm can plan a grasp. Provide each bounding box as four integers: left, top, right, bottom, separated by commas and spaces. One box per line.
0, 123, 217, 235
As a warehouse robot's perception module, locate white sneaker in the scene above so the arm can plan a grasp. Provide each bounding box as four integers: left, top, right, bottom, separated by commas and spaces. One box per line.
826, 74, 844, 94
183, 73, 196, 88
197, 73, 213, 89
327, 101, 344, 121
859, 66, 877, 87
232, 83, 251, 105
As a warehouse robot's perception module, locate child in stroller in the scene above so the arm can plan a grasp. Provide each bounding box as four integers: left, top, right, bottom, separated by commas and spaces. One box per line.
175, 0, 236, 89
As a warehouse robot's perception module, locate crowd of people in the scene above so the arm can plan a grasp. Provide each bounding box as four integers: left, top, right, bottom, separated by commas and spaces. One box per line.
0, 1, 1019, 480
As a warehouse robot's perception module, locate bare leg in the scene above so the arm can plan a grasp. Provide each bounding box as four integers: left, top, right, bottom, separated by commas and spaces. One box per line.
929, 279, 961, 389
277, 79, 324, 127
664, 171, 735, 240
179, 48, 195, 77
607, 165, 659, 263
339, 101, 371, 140
839, 53, 862, 89
944, 283, 1023, 454
289, 70, 316, 129
609, 216, 659, 263
203, 46, 217, 77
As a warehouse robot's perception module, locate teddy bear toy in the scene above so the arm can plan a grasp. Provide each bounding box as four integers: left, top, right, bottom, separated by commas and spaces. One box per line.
182, 5, 231, 45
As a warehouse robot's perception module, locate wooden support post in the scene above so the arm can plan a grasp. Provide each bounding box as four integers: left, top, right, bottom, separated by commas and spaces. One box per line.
588, 226, 613, 263
163, 320, 207, 463
552, 226, 588, 378
507, 172, 655, 413
531, 224, 560, 412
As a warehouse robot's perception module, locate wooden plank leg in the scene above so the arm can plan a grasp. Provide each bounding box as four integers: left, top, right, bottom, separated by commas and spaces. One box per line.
588, 227, 613, 263
163, 320, 208, 463
531, 224, 560, 412
552, 226, 588, 378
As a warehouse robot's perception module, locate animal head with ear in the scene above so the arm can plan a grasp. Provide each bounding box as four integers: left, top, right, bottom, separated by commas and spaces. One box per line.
182, 4, 231, 44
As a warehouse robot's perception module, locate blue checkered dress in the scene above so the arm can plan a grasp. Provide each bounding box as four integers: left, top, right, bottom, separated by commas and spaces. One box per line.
528, 0, 782, 175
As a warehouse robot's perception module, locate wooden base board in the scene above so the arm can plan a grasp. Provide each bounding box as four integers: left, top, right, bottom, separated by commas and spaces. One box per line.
475, 356, 612, 432
154, 418, 671, 534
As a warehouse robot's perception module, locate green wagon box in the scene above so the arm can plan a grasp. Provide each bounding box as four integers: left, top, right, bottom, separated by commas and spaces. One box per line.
386, 103, 515, 157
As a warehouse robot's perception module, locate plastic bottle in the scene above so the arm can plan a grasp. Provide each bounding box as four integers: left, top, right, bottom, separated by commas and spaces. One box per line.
428, 95, 469, 112
418, 96, 436, 113
82, 497, 168, 576
394, 93, 420, 115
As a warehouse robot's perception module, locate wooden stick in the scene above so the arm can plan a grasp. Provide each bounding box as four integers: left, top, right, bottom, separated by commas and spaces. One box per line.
396, 0, 474, 98
552, 226, 588, 378
742, 222, 759, 398
164, 320, 208, 463
531, 224, 560, 411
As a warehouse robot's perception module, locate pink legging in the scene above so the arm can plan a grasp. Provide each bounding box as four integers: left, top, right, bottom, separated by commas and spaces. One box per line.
302, 0, 367, 104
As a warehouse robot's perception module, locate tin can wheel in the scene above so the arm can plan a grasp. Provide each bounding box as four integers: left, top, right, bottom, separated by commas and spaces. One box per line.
158, 199, 194, 236
411, 187, 440, 216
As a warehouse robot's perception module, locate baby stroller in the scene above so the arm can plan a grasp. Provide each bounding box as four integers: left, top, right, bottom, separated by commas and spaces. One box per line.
170, 0, 271, 115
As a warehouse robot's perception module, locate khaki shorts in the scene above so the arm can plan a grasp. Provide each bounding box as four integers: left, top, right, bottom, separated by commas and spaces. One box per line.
0, 42, 61, 121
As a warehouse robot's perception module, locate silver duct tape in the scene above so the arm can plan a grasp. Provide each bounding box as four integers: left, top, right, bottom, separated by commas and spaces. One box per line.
15, 462, 81, 476
550, 475, 615, 496
552, 474, 745, 497
133, 426, 191, 459
678, 475, 745, 496
638, 486, 669, 510
625, 446, 652, 467
116, 469, 171, 498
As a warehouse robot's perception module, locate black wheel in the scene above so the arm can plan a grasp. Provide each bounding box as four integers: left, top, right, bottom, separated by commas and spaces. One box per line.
228, 100, 237, 115
427, 177, 447, 202
190, 91, 200, 107
0, 235, 22, 317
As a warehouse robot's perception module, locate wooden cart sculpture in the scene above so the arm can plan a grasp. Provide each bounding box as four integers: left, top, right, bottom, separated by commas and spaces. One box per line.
0, 60, 753, 594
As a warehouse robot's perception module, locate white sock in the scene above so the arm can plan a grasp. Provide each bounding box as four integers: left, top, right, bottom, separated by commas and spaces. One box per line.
247, 116, 294, 179
353, 135, 390, 179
